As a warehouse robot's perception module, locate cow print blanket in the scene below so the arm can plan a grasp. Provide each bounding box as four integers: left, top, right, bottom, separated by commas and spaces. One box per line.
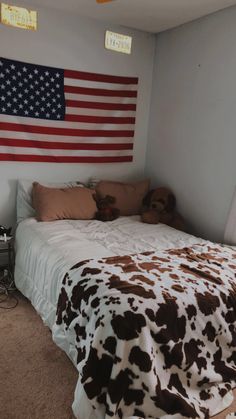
54, 243, 236, 419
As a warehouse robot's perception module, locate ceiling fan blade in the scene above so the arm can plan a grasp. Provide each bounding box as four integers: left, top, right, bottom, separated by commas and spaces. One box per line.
96, 0, 114, 3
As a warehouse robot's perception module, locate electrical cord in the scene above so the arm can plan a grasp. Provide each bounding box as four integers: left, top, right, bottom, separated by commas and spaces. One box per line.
0, 270, 18, 310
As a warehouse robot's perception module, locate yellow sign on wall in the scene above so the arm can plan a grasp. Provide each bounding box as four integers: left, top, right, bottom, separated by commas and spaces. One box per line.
105, 31, 132, 55
1, 3, 37, 30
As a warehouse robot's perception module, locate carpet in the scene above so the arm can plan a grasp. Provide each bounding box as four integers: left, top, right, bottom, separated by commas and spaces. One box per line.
0, 292, 235, 419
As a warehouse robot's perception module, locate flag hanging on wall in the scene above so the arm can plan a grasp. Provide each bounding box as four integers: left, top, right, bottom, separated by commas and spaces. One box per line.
0, 57, 138, 163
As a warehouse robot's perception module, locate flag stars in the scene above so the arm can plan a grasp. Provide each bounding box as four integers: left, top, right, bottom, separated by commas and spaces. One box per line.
1, 59, 64, 120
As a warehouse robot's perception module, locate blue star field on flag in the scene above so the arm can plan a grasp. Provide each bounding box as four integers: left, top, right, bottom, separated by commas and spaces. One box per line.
0, 58, 65, 120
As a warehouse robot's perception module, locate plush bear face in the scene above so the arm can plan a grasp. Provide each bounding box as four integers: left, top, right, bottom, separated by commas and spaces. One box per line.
94, 194, 115, 210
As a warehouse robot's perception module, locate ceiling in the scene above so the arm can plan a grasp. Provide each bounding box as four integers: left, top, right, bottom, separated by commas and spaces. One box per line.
18, 0, 236, 33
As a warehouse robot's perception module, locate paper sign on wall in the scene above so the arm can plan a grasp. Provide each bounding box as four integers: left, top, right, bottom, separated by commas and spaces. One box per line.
105, 30, 132, 54
0, 3, 37, 30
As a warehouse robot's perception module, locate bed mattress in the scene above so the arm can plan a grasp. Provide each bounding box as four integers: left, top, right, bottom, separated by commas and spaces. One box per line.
14, 217, 236, 419
15, 216, 203, 329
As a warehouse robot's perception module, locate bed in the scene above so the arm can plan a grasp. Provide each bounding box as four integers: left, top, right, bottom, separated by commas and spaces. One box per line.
14, 182, 236, 419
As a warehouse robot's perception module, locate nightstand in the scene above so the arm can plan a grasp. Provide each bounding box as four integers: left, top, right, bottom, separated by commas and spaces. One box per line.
0, 237, 15, 293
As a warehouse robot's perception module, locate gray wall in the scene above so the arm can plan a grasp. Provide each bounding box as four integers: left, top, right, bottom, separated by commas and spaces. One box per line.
146, 6, 236, 242
0, 4, 155, 227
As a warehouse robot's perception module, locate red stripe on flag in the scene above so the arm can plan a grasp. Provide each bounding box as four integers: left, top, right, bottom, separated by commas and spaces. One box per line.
65, 114, 135, 124
64, 69, 138, 85
1, 123, 134, 138
66, 100, 136, 111
0, 138, 133, 150
64, 85, 137, 98
0, 153, 133, 163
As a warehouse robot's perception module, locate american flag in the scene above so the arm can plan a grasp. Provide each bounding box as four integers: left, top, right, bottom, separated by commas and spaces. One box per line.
0, 57, 138, 163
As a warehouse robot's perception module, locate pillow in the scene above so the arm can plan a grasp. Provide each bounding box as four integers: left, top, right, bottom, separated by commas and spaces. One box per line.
32, 182, 97, 222
16, 179, 85, 223
95, 179, 150, 216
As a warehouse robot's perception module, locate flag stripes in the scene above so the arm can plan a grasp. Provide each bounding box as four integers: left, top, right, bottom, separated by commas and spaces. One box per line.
0, 138, 133, 150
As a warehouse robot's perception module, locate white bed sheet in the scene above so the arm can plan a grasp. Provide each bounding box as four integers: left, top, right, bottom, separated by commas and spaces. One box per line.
15, 216, 205, 332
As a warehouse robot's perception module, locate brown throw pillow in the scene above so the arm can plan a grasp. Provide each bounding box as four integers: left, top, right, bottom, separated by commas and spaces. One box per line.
32, 182, 97, 221
95, 179, 150, 216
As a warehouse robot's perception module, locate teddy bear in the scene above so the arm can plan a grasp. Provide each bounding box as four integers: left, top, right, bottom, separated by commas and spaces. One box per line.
141, 187, 186, 231
94, 194, 120, 222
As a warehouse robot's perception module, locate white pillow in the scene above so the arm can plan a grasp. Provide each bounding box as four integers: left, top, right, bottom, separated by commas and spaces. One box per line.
16, 179, 85, 223
224, 187, 236, 245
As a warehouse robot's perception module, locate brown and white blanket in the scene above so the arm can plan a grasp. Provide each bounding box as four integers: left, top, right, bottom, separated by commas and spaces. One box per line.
53, 243, 236, 419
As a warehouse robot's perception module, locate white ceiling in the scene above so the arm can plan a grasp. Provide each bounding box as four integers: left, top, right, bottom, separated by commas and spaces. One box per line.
19, 0, 236, 33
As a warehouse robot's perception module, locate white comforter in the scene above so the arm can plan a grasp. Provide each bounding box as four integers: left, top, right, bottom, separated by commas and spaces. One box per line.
15, 217, 208, 419
15, 216, 204, 330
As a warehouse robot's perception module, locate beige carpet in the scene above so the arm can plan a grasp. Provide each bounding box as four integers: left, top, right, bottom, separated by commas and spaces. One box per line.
0, 292, 235, 419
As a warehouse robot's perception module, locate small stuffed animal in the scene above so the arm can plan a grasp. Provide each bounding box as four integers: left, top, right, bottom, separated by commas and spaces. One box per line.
94, 195, 120, 222
141, 187, 186, 231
